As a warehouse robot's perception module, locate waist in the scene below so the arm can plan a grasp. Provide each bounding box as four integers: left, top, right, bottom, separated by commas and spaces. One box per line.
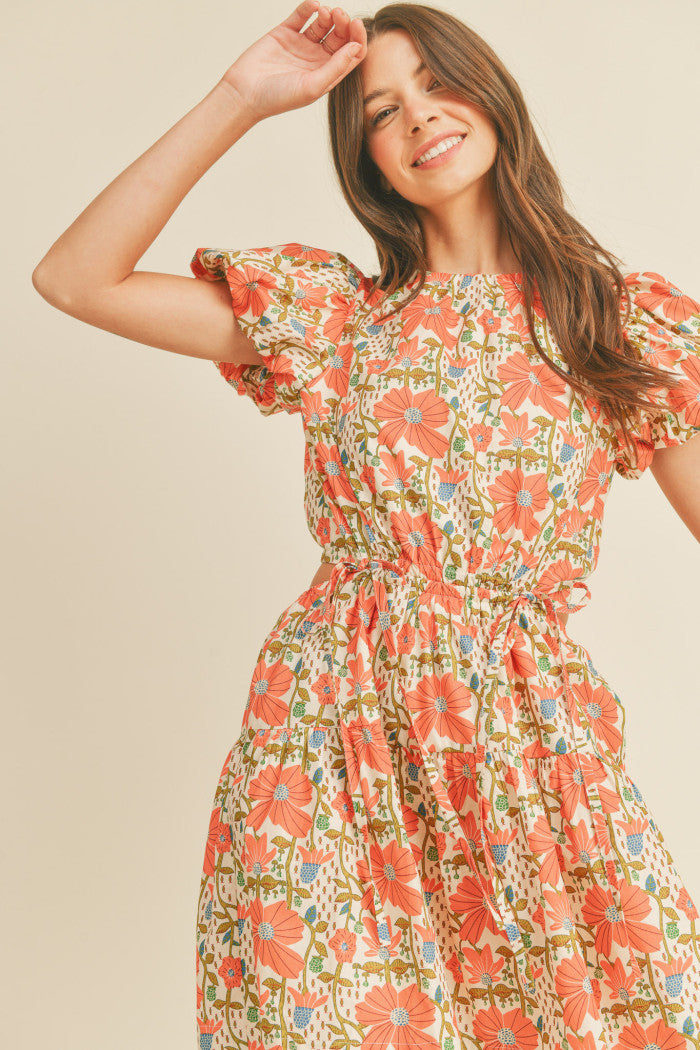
308, 552, 586, 624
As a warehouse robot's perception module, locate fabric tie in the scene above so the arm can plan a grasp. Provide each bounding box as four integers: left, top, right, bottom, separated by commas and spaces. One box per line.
320, 553, 643, 996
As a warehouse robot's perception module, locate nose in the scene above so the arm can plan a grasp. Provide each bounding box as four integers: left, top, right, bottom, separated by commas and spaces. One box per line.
400, 84, 441, 135
405, 99, 440, 136
410, 113, 438, 135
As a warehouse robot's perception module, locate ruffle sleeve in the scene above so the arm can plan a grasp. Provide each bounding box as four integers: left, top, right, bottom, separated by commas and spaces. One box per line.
611, 270, 700, 479
190, 243, 361, 417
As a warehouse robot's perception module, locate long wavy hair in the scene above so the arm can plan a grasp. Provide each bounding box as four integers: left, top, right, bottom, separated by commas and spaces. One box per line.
327, 3, 682, 461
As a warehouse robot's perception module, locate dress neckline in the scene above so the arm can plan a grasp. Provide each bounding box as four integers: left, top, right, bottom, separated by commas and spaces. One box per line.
423, 270, 523, 282
380, 269, 526, 303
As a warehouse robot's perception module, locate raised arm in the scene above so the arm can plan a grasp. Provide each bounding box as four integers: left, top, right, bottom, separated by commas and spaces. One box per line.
31, 2, 367, 366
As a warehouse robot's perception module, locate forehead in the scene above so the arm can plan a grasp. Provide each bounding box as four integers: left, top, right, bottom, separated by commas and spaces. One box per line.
360, 29, 423, 93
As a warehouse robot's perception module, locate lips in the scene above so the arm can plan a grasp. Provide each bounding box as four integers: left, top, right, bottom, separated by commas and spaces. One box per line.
411, 130, 467, 167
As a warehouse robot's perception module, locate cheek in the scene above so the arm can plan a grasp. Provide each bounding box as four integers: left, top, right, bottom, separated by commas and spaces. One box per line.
369, 139, 386, 170
470, 117, 499, 157
367, 131, 400, 175
481, 132, 499, 167
461, 124, 498, 169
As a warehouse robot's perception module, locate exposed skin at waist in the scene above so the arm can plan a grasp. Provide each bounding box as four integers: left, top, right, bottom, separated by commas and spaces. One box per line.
308, 561, 570, 629
309, 561, 335, 589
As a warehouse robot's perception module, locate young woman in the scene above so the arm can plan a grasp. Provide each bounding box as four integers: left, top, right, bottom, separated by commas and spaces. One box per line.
33, 2, 700, 1046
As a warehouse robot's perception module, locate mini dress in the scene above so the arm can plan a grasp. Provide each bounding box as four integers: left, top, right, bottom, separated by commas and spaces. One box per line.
190, 242, 700, 1050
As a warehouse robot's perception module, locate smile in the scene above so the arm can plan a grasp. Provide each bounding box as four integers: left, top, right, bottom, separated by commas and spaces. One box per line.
412, 134, 466, 168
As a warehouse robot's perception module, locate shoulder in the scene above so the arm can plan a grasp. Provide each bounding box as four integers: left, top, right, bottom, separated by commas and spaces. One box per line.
618, 268, 700, 418
190, 243, 382, 323
613, 269, 700, 380
619, 269, 700, 332
254, 243, 367, 290
192, 242, 367, 286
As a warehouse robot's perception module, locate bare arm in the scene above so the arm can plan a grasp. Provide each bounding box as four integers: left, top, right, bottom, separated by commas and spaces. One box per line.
32, 83, 265, 366
650, 433, 700, 542
31, 1, 367, 365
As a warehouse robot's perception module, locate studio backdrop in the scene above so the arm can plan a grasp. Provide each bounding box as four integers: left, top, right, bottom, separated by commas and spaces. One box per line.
3, 1, 699, 1047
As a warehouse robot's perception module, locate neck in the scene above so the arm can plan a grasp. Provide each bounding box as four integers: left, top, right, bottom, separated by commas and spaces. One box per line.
413, 185, 519, 274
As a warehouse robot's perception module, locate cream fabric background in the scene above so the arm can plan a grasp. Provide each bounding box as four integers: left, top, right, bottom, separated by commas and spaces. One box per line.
3, 1, 699, 1046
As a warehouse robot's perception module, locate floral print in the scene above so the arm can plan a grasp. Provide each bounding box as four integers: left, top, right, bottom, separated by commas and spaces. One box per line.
190, 243, 700, 1048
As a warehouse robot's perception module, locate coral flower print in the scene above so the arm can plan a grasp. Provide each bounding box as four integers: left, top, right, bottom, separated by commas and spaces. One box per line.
629, 271, 700, 322
245, 762, 314, 837
572, 680, 623, 757
355, 982, 442, 1050
497, 350, 570, 419
554, 955, 601, 1028
461, 942, 505, 986
341, 716, 394, 792
473, 1004, 540, 1049
323, 338, 354, 397
246, 896, 305, 979
369, 838, 424, 915
225, 261, 276, 318
281, 243, 333, 265
614, 1018, 687, 1050
581, 881, 663, 957
217, 955, 243, 990
389, 509, 444, 577
488, 467, 550, 541
314, 440, 357, 503
526, 813, 566, 886
669, 353, 700, 426
401, 291, 461, 342
374, 385, 451, 458
449, 873, 501, 942
403, 670, 476, 745
244, 658, 294, 727
201, 806, 230, 878
289, 275, 330, 314
190, 244, 700, 1046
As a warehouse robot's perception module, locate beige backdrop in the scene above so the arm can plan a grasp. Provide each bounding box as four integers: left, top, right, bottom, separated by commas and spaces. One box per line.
3, 1, 699, 1046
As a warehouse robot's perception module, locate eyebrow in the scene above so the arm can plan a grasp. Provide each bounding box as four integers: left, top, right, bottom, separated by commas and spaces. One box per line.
362, 61, 427, 107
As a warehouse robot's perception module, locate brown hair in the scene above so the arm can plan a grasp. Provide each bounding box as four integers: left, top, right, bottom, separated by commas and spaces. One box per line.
327, 2, 682, 461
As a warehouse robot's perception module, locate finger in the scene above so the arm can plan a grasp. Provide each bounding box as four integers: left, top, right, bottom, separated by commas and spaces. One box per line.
316, 7, 350, 52
281, 0, 320, 34
348, 17, 368, 50
304, 39, 363, 96
301, 6, 333, 44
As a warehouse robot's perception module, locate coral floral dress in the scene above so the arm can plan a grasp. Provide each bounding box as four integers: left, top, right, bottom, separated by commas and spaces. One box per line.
190, 242, 700, 1050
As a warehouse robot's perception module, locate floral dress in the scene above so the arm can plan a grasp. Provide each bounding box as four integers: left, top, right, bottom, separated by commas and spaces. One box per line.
190, 242, 700, 1050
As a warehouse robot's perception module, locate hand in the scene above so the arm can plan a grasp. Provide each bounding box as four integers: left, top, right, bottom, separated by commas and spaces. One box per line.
221, 1, 367, 123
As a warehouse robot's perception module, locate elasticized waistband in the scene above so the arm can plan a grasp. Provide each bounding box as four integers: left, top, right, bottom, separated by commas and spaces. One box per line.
318, 548, 591, 616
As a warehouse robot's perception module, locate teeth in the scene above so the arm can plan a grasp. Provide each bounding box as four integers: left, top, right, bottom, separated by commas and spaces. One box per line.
414, 135, 464, 166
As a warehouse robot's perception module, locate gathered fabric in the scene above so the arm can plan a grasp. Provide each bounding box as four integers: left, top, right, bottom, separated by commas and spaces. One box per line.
191, 243, 700, 1049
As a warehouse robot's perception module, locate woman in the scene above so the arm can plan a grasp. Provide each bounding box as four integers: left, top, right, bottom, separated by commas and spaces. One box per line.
32, 2, 700, 1046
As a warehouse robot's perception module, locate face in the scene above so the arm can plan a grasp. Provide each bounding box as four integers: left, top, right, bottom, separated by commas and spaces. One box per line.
360, 30, 499, 214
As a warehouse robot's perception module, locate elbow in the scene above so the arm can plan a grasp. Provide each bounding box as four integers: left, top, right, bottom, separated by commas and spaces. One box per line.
31, 261, 73, 312
32, 259, 55, 299
31, 262, 47, 295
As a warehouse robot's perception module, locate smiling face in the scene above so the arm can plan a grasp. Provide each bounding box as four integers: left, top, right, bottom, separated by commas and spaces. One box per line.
361, 29, 500, 215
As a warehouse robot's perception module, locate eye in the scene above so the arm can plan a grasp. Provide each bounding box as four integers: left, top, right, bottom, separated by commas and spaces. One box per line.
371, 106, 393, 126
369, 78, 443, 127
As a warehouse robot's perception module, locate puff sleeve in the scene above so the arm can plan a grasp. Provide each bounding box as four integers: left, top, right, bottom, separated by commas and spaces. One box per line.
189, 243, 360, 417
611, 270, 700, 479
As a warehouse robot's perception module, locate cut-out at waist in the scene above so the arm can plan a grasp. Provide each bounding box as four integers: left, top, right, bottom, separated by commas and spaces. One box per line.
307, 561, 570, 629
309, 562, 335, 589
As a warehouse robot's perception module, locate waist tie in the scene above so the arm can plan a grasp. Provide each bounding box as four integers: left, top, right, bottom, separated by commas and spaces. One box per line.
320, 554, 642, 993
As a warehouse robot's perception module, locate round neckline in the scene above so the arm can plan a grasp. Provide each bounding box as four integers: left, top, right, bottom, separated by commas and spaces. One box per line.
424, 270, 523, 281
